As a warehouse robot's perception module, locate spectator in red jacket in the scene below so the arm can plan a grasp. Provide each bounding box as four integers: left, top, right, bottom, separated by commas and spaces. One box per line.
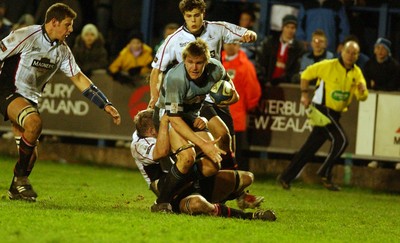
222, 42, 262, 171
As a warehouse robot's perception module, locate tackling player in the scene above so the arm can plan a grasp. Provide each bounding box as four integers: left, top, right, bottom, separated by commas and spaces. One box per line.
0, 3, 121, 202
148, 0, 257, 169
131, 109, 274, 221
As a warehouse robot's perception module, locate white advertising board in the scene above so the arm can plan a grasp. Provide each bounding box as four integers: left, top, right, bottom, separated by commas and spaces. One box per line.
374, 93, 400, 158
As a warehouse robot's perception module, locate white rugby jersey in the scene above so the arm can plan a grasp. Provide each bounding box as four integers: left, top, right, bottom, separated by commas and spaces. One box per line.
130, 131, 158, 186
0, 25, 81, 103
152, 21, 248, 71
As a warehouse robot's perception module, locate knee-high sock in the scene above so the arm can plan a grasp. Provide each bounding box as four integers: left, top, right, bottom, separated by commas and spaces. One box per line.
223, 170, 242, 201
214, 203, 249, 219
220, 152, 237, 170
156, 164, 187, 203
25, 155, 36, 177
14, 136, 36, 177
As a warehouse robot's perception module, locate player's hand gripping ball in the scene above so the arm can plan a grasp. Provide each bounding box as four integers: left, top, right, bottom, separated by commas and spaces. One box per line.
209, 80, 234, 104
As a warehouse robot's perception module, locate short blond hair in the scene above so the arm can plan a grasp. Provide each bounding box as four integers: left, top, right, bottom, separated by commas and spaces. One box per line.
182, 38, 210, 62
134, 109, 155, 138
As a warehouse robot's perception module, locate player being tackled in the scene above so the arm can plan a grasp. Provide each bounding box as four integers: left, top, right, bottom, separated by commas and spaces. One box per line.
131, 108, 276, 221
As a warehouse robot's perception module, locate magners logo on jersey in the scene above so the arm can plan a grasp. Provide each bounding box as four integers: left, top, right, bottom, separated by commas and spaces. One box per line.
331, 91, 350, 101
32, 57, 55, 70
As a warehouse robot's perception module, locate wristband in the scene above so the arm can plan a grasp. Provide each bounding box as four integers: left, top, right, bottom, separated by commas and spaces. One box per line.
82, 84, 112, 109
301, 89, 308, 93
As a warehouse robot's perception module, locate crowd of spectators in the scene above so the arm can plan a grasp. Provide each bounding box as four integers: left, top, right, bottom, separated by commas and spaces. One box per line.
1, 0, 399, 168
1, 0, 398, 90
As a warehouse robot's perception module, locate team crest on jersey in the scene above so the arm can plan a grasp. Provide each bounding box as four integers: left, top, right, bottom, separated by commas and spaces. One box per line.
180, 41, 190, 47
170, 103, 179, 113
32, 46, 41, 52
0, 41, 7, 52
210, 50, 215, 58
31, 57, 55, 70
227, 69, 236, 80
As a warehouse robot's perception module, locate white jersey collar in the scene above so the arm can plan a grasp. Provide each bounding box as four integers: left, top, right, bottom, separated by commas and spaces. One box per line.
41, 25, 59, 46
182, 21, 206, 37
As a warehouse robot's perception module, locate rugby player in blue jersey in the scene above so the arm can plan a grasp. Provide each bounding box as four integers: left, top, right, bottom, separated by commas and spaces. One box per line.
152, 38, 241, 211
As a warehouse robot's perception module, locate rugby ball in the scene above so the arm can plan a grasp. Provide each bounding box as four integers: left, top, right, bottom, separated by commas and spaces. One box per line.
209, 80, 233, 104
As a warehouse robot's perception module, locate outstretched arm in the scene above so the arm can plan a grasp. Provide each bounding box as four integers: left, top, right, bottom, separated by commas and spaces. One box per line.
241, 30, 257, 43
70, 71, 121, 125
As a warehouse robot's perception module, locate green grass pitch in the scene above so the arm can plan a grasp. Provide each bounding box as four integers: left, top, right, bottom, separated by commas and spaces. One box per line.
0, 155, 399, 242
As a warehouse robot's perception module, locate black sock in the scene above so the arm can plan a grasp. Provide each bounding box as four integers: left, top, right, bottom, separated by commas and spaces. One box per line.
25, 157, 36, 177
214, 203, 247, 219
14, 137, 35, 177
220, 152, 237, 170
156, 164, 187, 203
186, 162, 205, 182
224, 170, 242, 201
244, 212, 255, 220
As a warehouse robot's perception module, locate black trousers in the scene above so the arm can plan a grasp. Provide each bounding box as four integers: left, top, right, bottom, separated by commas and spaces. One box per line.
280, 105, 349, 182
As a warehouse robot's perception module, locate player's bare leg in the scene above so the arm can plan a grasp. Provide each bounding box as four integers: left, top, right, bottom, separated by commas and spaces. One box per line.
152, 126, 198, 211
208, 170, 264, 210
179, 194, 275, 221
12, 123, 39, 177
152, 128, 220, 212
7, 97, 42, 202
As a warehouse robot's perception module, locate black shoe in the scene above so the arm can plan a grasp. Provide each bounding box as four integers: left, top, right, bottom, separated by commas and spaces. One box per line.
252, 210, 277, 221
277, 175, 290, 190
8, 176, 37, 202
321, 177, 341, 191
150, 202, 172, 213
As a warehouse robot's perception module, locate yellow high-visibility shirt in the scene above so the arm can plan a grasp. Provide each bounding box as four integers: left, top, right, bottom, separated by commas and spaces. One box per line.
301, 58, 368, 112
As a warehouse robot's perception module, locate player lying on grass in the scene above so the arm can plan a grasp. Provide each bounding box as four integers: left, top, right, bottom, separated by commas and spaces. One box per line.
130, 109, 275, 221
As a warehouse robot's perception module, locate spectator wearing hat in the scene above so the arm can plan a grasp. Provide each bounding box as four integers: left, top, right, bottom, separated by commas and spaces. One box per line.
256, 14, 305, 86
363, 37, 400, 91
72, 23, 109, 78
108, 32, 153, 85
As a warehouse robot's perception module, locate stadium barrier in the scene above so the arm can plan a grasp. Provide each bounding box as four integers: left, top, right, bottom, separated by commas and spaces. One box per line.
248, 84, 400, 162
0, 70, 147, 141
1, 72, 399, 162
